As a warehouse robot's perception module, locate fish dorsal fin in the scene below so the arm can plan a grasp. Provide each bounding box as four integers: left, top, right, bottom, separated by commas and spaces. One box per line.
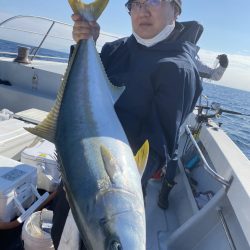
100, 145, 122, 183
134, 140, 149, 176
25, 44, 80, 143
92, 44, 125, 104
68, 0, 109, 21
90, 40, 125, 104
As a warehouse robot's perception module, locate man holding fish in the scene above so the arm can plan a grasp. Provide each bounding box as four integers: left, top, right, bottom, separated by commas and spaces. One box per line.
71, 0, 202, 209
48, 0, 203, 249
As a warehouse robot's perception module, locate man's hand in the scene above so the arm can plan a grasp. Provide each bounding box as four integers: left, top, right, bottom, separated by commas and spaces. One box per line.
217, 54, 229, 68
72, 14, 100, 43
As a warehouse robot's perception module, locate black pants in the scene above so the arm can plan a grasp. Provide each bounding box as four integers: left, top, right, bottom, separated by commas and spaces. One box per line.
164, 152, 178, 182
51, 183, 87, 250
141, 149, 178, 195
51, 182, 70, 249
141, 149, 163, 194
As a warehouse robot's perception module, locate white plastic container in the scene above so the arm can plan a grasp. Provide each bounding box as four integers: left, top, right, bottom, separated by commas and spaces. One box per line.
22, 210, 55, 250
21, 139, 60, 192
0, 156, 37, 222
0, 118, 36, 159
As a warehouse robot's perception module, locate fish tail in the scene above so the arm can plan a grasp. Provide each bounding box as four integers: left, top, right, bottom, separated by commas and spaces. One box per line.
68, 0, 109, 20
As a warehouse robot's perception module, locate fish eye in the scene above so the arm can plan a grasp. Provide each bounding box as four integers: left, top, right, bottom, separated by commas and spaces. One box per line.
110, 240, 122, 250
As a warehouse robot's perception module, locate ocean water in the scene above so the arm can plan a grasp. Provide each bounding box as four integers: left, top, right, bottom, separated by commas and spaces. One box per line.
1, 39, 249, 159
202, 82, 250, 160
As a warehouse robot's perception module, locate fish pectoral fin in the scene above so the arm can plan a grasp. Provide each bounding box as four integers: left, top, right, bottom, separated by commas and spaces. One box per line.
100, 145, 121, 183
68, 0, 109, 20
134, 140, 149, 177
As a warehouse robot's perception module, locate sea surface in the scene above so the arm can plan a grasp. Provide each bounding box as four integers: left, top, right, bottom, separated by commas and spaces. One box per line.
1, 39, 250, 160
202, 82, 250, 160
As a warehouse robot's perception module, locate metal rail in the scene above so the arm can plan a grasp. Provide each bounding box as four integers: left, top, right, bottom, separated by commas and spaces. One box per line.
0, 15, 72, 28
0, 15, 119, 61
0, 15, 73, 61
0, 27, 73, 41
30, 21, 55, 61
185, 125, 231, 187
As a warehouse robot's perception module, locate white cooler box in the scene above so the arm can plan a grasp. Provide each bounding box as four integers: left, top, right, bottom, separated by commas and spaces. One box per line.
21, 139, 61, 192
0, 118, 36, 160
0, 156, 48, 223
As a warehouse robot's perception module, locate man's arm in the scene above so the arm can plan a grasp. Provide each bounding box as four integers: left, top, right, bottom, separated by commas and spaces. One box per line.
152, 60, 201, 159
196, 54, 229, 81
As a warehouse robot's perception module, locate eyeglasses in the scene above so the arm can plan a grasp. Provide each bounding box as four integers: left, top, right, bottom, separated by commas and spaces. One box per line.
125, 0, 170, 12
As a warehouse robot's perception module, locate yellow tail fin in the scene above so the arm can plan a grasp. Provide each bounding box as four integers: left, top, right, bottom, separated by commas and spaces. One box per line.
134, 140, 149, 177
68, 0, 109, 20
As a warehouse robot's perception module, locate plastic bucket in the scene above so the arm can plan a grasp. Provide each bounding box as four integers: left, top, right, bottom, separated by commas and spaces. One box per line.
22, 210, 54, 250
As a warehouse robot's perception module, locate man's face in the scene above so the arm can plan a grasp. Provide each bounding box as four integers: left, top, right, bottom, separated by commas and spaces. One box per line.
130, 0, 177, 39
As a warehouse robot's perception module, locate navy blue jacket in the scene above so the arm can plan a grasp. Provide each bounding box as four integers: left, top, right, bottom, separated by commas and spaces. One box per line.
100, 36, 202, 161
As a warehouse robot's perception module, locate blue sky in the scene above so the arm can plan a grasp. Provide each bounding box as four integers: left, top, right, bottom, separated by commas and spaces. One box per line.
0, 0, 250, 91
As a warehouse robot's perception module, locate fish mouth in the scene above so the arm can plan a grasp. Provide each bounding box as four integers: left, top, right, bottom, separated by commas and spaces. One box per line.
100, 207, 145, 250
110, 241, 122, 250
99, 208, 144, 250
94, 188, 145, 249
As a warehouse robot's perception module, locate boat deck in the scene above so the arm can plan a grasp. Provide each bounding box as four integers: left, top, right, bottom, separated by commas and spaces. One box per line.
145, 147, 250, 250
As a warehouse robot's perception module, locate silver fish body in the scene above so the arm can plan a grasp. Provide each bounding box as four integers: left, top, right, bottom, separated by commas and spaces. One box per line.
56, 39, 146, 249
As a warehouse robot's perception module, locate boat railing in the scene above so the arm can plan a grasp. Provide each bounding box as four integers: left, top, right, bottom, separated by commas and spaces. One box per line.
29, 19, 56, 61
185, 125, 232, 187
0, 15, 74, 62
0, 15, 120, 62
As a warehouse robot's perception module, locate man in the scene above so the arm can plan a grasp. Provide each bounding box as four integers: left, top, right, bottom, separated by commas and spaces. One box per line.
73, 1, 229, 82
71, 0, 202, 208
52, 1, 202, 248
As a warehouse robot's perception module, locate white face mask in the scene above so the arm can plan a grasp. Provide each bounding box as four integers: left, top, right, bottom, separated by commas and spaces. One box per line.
133, 22, 175, 47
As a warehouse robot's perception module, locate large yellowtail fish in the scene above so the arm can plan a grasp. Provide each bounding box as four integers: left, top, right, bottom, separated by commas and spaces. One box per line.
26, 0, 147, 249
